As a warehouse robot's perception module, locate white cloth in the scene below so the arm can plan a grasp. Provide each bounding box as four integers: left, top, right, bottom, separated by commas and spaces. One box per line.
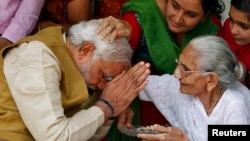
3, 40, 109, 141
140, 74, 250, 141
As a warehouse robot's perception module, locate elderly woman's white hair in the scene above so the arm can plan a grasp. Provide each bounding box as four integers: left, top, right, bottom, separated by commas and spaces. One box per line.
189, 35, 245, 88
67, 21, 133, 64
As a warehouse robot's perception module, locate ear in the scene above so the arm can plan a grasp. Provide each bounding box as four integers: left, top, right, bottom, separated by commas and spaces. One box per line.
78, 42, 95, 58
206, 72, 219, 92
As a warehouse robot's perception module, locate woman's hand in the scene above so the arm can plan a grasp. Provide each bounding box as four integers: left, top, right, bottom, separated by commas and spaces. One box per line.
0, 37, 13, 50
137, 124, 190, 141
91, 16, 132, 43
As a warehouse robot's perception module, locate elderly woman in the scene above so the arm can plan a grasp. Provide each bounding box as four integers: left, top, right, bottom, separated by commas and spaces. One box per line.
121, 35, 250, 141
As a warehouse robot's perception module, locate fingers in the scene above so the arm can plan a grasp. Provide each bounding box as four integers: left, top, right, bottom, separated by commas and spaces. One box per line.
100, 61, 150, 116
94, 16, 132, 42
153, 124, 171, 133
164, 127, 185, 137
95, 16, 118, 39
137, 133, 167, 141
125, 107, 134, 127
129, 61, 150, 72
117, 110, 128, 128
116, 20, 132, 39
107, 27, 120, 42
96, 23, 110, 38
154, 126, 185, 136
138, 132, 186, 141
109, 61, 150, 99
117, 29, 131, 39
112, 61, 150, 86
112, 61, 150, 93
128, 62, 151, 92
137, 125, 189, 141
111, 21, 132, 41
117, 107, 134, 128
89, 18, 103, 23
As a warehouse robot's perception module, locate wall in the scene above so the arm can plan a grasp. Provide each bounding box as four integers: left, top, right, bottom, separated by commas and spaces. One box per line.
220, 0, 230, 24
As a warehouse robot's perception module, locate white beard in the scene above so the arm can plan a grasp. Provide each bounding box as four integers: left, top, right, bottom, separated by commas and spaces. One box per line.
78, 59, 98, 90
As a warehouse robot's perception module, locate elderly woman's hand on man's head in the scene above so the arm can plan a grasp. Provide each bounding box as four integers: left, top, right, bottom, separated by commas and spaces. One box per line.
90, 16, 132, 42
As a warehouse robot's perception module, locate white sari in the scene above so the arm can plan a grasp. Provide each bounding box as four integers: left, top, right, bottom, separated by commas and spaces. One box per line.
140, 74, 250, 141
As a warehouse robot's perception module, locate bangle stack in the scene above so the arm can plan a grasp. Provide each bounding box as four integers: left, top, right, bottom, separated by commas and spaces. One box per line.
97, 98, 117, 120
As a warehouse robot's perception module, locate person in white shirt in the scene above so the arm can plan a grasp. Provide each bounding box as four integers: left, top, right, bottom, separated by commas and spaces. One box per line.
0, 21, 150, 141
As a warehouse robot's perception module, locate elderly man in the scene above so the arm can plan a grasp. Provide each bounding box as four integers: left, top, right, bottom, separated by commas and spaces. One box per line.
0, 21, 150, 141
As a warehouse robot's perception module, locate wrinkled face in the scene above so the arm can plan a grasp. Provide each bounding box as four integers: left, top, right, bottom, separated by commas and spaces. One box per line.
165, 0, 205, 34
229, 6, 250, 45
173, 44, 208, 95
78, 58, 128, 90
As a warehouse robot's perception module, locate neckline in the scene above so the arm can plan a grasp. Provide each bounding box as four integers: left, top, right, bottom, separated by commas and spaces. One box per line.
206, 88, 226, 116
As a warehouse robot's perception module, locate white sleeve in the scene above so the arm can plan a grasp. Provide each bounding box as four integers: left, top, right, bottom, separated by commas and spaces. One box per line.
139, 74, 179, 102
3, 41, 107, 141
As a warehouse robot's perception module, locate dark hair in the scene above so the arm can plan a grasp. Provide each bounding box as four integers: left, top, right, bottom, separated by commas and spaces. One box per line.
202, 0, 225, 19
231, 0, 250, 20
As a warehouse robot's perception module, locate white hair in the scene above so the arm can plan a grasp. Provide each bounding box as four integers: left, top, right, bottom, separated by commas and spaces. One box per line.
67, 21, 133, 63
190, 35, 245, 88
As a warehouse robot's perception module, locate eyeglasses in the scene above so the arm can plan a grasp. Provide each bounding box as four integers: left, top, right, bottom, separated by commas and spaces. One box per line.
175, 59, 208, 76
102, 75, 113, 81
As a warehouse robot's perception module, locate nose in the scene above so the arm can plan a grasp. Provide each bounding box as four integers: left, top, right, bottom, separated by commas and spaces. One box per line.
230, 22, 239, 35
173, 67, 182, 78
175, 10, 184, 23
97, 81, 105, 90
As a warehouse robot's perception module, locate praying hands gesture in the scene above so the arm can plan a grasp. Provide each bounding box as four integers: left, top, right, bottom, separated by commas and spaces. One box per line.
98, 62, 150, 122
